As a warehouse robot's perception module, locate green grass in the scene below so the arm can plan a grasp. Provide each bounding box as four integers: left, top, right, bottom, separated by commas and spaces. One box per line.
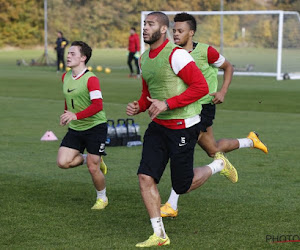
0, 48, 300, 249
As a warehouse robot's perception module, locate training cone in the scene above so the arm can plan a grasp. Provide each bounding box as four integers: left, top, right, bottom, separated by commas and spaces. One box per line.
41, 131, 58, 141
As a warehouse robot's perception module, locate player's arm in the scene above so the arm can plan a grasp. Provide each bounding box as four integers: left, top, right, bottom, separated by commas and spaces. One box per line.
126, 77, 151, 116
208, 46, 234, 104
63, 38, 69, 47
147, 48, 209, 119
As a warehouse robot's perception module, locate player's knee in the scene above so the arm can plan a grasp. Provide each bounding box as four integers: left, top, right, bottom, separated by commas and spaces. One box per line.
173, 186, 189, 195
57, 159, 69, 169
203, 146, 218, 158
198, 141, 218, 158
206, 150, 216, 158
138, 174, 152, 184
138, 174, 155, 190
173, 182, 190, 195
87, 165, 98, 176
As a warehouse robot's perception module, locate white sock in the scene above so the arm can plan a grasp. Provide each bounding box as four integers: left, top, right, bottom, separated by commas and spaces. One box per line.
238, 138, 253, 148
150, 217, 166, 238
82, 154, 87, 164
96, 188, 107, 201
208, 159, 224, 175
167, 189, 179, 210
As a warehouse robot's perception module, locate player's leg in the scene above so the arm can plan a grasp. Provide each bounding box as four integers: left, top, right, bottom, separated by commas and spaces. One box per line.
81, 154, 107, 175
57, 129, 85, 169
161, 123, 203, 218
196, 103, 219, 157
160, 188, 179, 218
198, 126, 239, 157
161, 124, 237, 218
162, 125, 199, 218
198, 103, 267, 154
197, 126, 219, 157
215, 131, 268, 154
61, 51, 66, 71
161, 107, 213, 217
127, 52, 134, 76
56, 51, 60, 71
216, 137, 239, 154
87, 153, 108, 210
239, 131, 268, 154
57, 146, 84, 169
189, 152, 238, 192
161, 152, 238, 217
134, 56, 140, 75
168, 123, 215, 194
86, 154, 104, 191
85, 123, 108, 210
137, 174, 170, 247
188, 165, 212, 191
190, 153, 238, 192
136, 122, 170, 247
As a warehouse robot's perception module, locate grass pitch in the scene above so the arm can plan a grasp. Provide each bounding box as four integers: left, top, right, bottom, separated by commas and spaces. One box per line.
0, 48, 300, 249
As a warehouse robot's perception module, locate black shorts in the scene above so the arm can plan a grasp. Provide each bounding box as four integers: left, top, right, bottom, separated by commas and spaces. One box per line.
138, 121, 201, 194
60, 123, 107, 156
199, 104, 216, 132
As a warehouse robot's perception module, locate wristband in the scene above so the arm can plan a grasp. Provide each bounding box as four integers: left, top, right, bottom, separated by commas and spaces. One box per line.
164, 100, 170, 110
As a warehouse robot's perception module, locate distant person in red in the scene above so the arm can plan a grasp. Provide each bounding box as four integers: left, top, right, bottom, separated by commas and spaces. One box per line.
127, 27, 140, 77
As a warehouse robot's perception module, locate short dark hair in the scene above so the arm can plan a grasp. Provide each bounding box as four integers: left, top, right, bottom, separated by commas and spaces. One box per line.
148, 11, 169, 28
131, 27, 136, 31
71, 41, 92, 64
174, 12, 197, 33
58, 31, 63, 36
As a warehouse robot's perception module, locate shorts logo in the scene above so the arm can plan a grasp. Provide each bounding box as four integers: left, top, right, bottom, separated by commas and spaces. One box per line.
179, 137, 187, 147
99, 143, 105, 153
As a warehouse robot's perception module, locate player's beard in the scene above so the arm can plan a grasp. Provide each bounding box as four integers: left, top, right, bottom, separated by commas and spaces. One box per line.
175, 35, 189, 48
144, 29, 161, 45
177, 40, 187, 47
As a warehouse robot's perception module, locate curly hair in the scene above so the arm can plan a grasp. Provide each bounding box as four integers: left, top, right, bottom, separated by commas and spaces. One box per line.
174, 12, 197, 33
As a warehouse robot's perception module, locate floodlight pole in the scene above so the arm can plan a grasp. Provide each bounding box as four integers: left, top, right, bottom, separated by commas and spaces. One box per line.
34, 0, 55, 66
220, 0, 224, 55
44, 0, 48, 63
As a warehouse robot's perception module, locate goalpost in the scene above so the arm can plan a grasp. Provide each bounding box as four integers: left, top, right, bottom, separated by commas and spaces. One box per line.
140, 10, 300, 80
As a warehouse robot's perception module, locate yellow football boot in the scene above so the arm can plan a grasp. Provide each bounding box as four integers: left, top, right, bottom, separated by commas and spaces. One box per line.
160, 203, 178, 218
91, 198, 108, 210
247, 131, 268, 154
215, 152, 238, 183
136, 233, 170, 247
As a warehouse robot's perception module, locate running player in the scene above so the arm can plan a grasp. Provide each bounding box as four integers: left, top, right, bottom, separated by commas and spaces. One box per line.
160, 12, 268, 218
57, 41, 108, 210
127, 12, 238, 247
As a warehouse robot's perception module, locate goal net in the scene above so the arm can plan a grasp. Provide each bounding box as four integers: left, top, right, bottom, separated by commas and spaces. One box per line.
140, 10, 300, 80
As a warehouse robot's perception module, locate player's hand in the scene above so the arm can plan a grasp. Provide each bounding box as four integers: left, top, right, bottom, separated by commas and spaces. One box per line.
60, 110, 77, 126
126, 101, 140, 116
210, 91, 225, 104
147, 97, 167, 120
